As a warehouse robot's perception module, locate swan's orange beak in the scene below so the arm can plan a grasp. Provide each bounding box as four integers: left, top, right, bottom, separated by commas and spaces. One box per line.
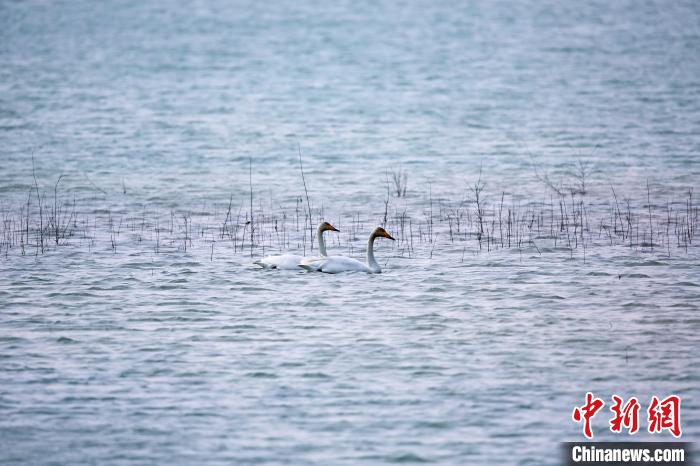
327, 223, 340, 232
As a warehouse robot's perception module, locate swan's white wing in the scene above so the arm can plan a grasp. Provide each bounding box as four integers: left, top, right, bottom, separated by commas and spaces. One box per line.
300, 256, 371, 273
298, 255, 324, 266
298, 257, 325, 272
254, 254, 304, 270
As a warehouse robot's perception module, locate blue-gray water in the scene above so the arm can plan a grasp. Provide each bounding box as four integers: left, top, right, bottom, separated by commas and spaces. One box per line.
1, 0, 699, 464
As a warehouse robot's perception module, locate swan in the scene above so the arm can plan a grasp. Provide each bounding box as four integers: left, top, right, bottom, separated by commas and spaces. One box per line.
299, 226, 395, 274
253, 221, 339, 270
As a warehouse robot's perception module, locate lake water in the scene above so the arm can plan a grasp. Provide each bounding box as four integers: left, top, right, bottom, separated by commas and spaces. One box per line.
1, 0, 699, 464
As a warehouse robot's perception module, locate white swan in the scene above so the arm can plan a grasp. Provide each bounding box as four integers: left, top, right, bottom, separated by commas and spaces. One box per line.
253, 221, 339, 270
299, 226, 395, 274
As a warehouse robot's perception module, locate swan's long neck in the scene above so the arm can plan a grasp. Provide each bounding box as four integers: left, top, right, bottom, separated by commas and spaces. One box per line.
317, 226, 328, 256
366, 233, 380, 272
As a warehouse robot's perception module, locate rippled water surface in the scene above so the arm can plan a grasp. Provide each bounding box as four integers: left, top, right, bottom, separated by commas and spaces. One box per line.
1, 0, 699, 464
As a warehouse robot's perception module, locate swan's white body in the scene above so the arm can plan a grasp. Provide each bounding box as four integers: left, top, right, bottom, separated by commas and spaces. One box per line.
299, 227, 394, 274
255, 254, 305, 270
301, 256, 376, 273
254, 222, 337, 270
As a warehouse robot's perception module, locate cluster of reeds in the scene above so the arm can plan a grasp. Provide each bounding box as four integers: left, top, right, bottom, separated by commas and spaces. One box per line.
1, 168, 697, 262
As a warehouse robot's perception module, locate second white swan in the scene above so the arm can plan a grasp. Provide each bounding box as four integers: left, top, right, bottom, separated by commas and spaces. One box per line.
299, 226, 395, 274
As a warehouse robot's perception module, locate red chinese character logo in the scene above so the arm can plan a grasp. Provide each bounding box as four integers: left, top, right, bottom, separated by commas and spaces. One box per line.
572, 392, 605, 438
647, 395, 682, 438
609, 395, 640, 434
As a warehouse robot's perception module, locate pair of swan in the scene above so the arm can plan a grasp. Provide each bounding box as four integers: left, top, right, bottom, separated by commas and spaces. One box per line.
254, 222, 395, 274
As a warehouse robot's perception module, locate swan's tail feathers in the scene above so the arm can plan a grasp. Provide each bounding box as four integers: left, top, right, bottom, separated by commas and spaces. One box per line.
298, 256, 320, 267
298, 258, 325, 272
253, 260, 274, 269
